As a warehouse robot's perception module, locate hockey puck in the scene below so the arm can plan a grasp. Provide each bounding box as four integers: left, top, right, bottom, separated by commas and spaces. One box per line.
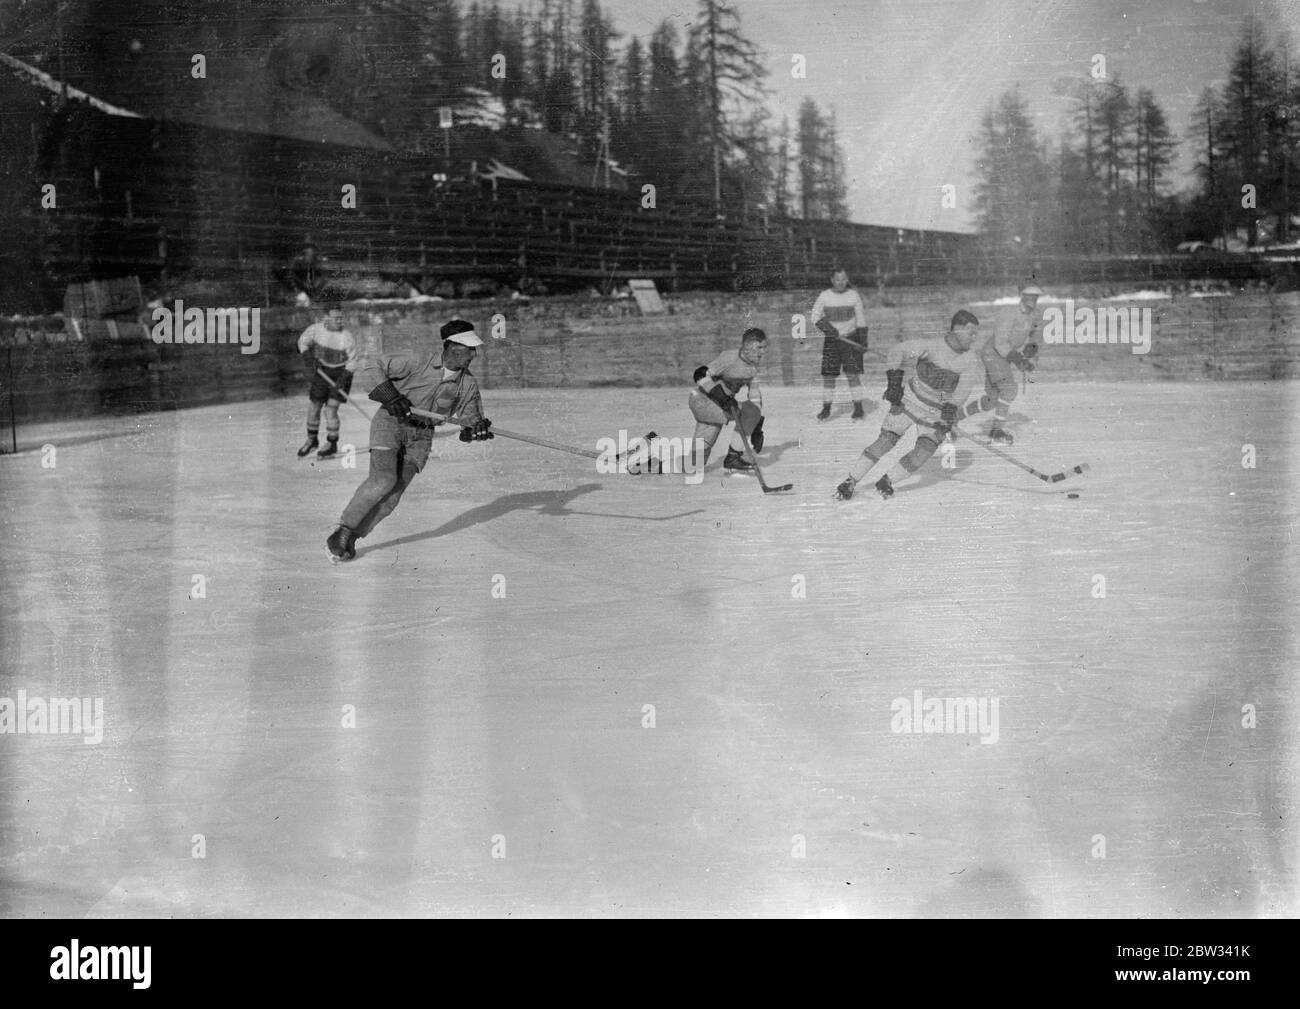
1066, 492, 1080, 499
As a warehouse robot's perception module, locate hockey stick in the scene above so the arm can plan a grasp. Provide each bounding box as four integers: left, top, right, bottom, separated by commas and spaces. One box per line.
614, 431, 658, 472
316, 368, 374, 421
827, 332, 871, 354
317, 368, 611, 464
801, 330, 873, 355
308, 445, 374, 465
408, 406, 605, 461
730, 412, 793, 494
950, 423, 1088, 483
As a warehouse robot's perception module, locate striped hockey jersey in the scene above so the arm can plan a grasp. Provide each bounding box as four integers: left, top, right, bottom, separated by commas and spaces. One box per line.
810, 287, 867, 337
298, 322, 359, 371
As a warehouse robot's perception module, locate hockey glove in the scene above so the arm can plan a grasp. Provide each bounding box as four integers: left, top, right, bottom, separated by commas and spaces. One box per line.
1006, 348, 1035, 374
706, 383, 739, 415
749, 415, 765, 454
458, 418, 494, 442
329, 370, 354, 399
851, 326, 869, 348
301, 351, 318, 375
815, 317, 839, 339
693, 364, 710, 383
933, 402, 959, 438
369, 378, 413, 420
883, 368, 905, 410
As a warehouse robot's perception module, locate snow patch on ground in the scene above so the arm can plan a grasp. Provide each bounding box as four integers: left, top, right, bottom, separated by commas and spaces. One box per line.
1102, 290, 1171, 301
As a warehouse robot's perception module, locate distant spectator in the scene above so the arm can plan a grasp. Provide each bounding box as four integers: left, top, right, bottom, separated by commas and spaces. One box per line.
281, 241, 332, 302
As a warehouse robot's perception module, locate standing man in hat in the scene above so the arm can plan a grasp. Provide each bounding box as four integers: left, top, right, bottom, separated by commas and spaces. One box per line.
325, 319, 495, 562
810, 268, 870, 421
974, 283, 1043, 443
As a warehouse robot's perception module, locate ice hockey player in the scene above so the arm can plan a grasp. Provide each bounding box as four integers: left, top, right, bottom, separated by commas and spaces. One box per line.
810, 268, 869, 421
689, 327, 768, 474
297, 302, 359, 460
325, 319, 494, 562
976, 283, 1042, 443
834, 310, 984, 501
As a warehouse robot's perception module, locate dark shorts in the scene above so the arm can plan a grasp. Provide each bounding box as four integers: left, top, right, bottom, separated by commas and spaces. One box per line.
820, 331, 867, 376
309, 365, 352, 404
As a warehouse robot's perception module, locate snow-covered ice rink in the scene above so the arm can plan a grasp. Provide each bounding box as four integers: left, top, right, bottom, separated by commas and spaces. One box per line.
1, 381, 1296, 917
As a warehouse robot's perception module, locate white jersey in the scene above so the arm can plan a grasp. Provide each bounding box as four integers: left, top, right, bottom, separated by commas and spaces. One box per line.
298, 322, 359, 371
987, 304, 1040, 357
887, 333, 985, 409
810, 288, 867, 336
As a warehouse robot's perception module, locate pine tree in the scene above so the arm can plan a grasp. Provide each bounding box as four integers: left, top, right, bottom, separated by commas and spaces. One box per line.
773, 115, 792, 217
688, 0, 768, 211
796, 98, 821, 219
970, 88, 1052, 251
1220, 19, 1283, 245
795, 99, 848, 221
1133, 88, 1177, 245
640, 20, 689, 191
1189, 85, 1230, 247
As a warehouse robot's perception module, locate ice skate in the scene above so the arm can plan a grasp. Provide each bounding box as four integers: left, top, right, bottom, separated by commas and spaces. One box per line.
723, 447, 755, 473
326, 525, 357, 563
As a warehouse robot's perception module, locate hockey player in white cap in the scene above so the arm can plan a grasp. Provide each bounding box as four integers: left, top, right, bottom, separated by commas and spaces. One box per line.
326, 319, 494, 562
971, 283, 1043, 443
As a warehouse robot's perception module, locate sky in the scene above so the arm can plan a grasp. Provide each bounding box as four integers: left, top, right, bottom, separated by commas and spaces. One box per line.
598, 0, 1300, 233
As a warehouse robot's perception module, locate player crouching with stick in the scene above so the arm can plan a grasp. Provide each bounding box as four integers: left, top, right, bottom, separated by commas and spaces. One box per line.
834, 310, 983, 501
689, 327, 767, 474
325, 320, 494, 562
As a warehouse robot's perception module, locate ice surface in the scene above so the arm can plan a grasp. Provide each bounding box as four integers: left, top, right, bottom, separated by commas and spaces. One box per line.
0, 382, 1295, 917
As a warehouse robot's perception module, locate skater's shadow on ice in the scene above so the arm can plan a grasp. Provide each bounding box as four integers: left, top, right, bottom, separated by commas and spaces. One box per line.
699, 437, 799, 472
891, 448, 976, 495
2, 426, 150, 456
360, 483, 697, 554
757, 438, 799, 466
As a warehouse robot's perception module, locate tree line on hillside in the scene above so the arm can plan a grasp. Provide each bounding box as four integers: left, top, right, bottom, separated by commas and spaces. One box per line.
0, 0, 851, 221
973, 16, 1300, 255
358, 0, 849, 220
